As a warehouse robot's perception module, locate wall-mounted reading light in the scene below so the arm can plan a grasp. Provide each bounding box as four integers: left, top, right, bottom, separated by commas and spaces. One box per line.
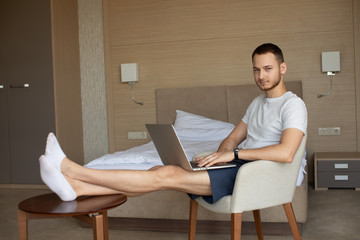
317, 51, 341, 98
121, 63, 144, 105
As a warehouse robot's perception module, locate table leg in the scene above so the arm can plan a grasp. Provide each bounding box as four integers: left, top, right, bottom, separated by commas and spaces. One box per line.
92, 213, 104, 240
17, 209, 28, 240
102, 211, 109, 240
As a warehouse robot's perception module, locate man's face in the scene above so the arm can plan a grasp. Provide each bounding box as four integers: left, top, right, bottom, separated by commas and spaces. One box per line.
252, 53, 286, 92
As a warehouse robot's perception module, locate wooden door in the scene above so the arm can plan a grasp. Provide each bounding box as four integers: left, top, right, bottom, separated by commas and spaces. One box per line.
1, 0, 56, 184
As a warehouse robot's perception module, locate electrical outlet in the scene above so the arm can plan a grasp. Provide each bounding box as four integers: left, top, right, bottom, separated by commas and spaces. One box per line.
318, 127, 341, 136
128, 132, 147, 139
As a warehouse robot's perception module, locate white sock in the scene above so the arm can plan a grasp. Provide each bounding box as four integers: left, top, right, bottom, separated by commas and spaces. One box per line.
45, 132, 66, 171
39, 155, 77, 201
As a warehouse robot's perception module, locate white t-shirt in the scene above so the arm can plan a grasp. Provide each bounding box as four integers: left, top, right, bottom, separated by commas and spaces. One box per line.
240, 91, 308, 185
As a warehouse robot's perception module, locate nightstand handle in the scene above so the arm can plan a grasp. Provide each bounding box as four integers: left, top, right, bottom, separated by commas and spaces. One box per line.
334, 163, 348, 169
334, 175, 348, 181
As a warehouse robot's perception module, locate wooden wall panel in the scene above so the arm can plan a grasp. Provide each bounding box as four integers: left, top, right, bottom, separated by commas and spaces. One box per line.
103, 0, 357, 182
51, 0, 84, 164
108, 0, 353, 46
355, 0, 360, 151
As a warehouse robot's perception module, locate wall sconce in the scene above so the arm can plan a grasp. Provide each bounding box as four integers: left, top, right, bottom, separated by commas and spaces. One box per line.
121, 63, 144, 105
317, 51, 341, 98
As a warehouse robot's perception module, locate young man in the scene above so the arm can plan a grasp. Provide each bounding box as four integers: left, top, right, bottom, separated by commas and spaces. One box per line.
39, 43, 307, 203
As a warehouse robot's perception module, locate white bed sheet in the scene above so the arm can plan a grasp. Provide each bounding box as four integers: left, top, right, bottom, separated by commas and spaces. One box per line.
85, 139, 222, 170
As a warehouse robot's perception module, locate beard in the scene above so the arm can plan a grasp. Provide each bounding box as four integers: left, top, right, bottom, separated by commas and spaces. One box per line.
256, 76, 282, 91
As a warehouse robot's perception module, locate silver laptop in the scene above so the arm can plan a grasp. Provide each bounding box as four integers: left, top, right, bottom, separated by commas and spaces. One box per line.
145, 124, 236, 171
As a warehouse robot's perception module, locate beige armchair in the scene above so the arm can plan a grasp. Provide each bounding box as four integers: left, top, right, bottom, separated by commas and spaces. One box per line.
188, 134, 307, 240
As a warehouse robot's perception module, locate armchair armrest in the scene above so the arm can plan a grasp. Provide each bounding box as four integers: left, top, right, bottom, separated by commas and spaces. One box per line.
231, 160, 298, 213
231, 134, 306, 213
194, 134, 306, 214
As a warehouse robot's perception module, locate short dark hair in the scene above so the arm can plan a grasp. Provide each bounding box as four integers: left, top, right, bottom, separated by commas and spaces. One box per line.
252, 43, 284, 63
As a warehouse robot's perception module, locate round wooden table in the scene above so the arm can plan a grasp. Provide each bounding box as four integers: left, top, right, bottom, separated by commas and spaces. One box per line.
18, 193, 127, 240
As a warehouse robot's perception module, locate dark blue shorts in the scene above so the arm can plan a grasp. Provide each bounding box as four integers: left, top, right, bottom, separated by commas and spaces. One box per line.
188, 159, 250, 204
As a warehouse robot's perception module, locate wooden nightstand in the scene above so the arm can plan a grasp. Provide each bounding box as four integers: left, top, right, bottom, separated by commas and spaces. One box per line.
314, 152, 360, 191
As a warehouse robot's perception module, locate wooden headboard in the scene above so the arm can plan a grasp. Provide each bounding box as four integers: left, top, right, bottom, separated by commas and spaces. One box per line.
156, 81, 302, 125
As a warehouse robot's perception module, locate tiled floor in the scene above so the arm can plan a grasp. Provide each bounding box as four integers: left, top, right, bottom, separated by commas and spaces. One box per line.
1, 186, 359, 240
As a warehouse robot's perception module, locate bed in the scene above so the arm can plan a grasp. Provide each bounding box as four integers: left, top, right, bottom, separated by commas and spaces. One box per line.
85, 81, 308, 234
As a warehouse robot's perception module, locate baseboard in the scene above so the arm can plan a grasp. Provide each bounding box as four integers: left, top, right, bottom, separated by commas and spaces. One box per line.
78, 217, 303, 236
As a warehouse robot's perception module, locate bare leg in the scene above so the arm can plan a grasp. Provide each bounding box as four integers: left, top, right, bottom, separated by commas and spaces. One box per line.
67, 177, 148, 197
66, 165, 167, 197
63, 157, 212, 197
41, 133, 212, 200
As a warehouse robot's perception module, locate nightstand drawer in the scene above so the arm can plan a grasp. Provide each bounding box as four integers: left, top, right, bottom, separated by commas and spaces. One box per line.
317, 160, 360, 172
317, 172, 360, 188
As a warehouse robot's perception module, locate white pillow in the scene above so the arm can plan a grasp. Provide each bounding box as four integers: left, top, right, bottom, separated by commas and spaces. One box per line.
174, 110, 234, 129
176, 127, 234, 141
174, 110, 235, 141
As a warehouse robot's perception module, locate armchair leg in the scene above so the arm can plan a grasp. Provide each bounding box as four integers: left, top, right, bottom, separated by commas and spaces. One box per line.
231, 213, 242, 240
283, 203, 301, 240
252, 210, 263, 240
188, 199, 198, 240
